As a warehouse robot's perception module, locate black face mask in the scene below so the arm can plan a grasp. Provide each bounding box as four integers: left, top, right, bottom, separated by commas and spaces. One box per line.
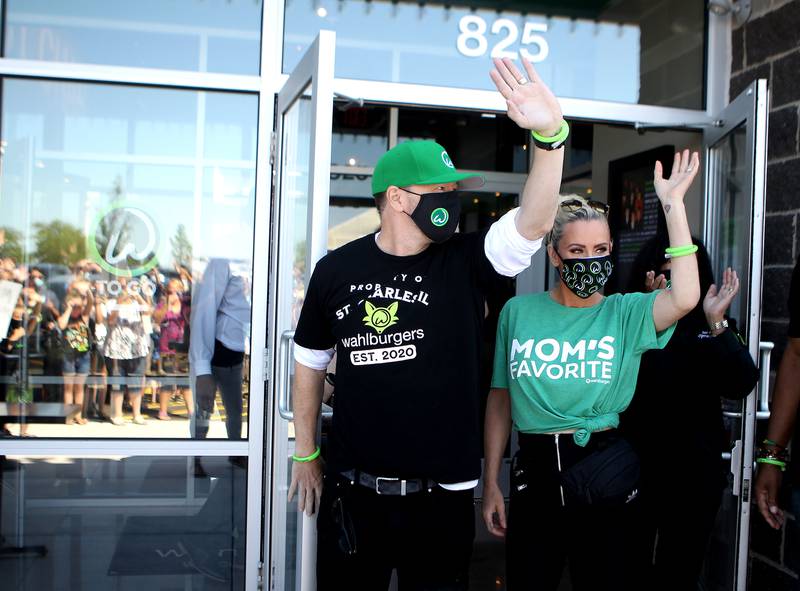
558, 254, 613, 299
404, 190, 461, 243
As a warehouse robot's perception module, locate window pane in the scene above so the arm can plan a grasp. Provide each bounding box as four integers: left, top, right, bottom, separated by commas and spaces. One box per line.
0, 455, 247, 590
4, 0, 262, 75
398, 108, 528, 173
0, 79, 257, 439
284, 0, 705, 108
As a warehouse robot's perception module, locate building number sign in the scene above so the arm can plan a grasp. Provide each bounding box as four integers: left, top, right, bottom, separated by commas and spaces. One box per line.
456, 15, 549, 62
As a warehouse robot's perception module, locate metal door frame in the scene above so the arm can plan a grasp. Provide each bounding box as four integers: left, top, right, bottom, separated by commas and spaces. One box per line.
265, 30, 336, 591
703, 78, 769, 591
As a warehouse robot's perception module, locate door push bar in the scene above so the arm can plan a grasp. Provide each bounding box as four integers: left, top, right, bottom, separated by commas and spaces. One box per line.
723, 341, 775, 496
276, 329, 334, 421
278, 330, 296, 421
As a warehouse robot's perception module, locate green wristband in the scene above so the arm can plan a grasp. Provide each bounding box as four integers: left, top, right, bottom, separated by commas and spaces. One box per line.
531, 120, 570, 145
665, 245, 698, 254
763, 439, 785, 448
757, 457, 787, 471
664, 245, 698, 259
292, 446, 321, 463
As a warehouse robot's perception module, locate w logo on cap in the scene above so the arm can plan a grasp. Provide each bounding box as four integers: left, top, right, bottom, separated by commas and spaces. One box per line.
441, 151, 454, 169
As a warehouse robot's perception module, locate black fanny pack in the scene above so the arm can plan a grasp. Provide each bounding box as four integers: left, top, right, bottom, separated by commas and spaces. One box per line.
560, 435, 640, 506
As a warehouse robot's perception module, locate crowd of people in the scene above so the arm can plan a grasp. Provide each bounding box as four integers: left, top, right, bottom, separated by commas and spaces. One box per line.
0, 257, 240, 434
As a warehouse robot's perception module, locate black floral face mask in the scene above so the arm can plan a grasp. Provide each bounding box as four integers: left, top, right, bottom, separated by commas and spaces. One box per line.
558, 254, 614, 299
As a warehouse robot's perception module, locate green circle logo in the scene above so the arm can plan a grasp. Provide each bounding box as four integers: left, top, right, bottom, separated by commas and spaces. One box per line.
87, 202, 159, 277
431, 208, 449, 227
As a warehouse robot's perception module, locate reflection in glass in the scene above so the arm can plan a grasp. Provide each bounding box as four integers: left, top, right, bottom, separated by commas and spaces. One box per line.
0, 79, 257, 439
273, 91, 314, 591
280, 95, 312, 331
398, 108, 529, 173
3, 0, 263, 75
710, 125, 749, 336
332, 103, 389, 168
701, 124, 749, 591
0, 455, 247, 590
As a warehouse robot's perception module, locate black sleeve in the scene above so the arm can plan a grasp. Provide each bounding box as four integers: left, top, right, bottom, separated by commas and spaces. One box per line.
469, 228, 503, 292
694, 328, 759, 401
789, 255, 800, 337
293, 260, 336, 351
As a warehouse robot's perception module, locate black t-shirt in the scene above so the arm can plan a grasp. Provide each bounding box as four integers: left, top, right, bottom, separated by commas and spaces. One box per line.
294, 231, 500, 483
789, 255, 800, 338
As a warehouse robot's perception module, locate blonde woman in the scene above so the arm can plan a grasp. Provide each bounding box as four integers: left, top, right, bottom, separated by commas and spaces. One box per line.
483, 151, 701, 590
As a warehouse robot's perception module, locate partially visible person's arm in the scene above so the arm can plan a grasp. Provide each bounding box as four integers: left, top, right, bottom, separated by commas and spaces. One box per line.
189, 260, 227, 377
755, 337, 800, 529
57, 302, 73, 330
696, 269, 758, 400
767, 338, 800, 448
288, 362, 326, 516
483, 388, 511, 538
482, 57, 563, 278
652, 150, 702, 331
489, 57, 564, 241
288, 259, 335, 516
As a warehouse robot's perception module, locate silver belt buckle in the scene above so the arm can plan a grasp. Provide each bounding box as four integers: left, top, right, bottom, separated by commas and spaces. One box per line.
375, 476, 407, 495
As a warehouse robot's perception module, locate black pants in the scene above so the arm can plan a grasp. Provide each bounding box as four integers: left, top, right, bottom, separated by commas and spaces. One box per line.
635, 467, 724, 590
507, 431, 643, 591
317, 472, 475, 591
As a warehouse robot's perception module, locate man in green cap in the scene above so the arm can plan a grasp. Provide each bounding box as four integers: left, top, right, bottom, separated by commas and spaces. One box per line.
290, 56, 566, 589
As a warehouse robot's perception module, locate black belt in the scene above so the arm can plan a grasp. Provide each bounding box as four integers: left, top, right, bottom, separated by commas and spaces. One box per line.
339, 470, 436, 496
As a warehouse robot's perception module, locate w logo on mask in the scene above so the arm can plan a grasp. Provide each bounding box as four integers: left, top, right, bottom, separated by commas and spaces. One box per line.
431, 208, 449, 227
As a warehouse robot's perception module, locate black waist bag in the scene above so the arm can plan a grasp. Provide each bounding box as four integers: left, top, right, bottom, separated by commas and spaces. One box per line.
560, 435, 640, 506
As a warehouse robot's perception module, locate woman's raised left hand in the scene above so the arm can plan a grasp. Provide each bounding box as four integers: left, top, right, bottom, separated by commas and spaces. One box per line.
654, 149, 700, 206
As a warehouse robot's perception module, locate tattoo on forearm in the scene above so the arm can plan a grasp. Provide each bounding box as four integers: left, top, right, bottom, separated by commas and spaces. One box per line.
664, 204, 671, 214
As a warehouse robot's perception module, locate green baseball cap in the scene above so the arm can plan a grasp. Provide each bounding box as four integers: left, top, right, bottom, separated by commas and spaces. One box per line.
371, 140, 485, 195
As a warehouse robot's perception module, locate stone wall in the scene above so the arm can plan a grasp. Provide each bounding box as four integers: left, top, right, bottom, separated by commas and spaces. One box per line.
730, 0, 800, 586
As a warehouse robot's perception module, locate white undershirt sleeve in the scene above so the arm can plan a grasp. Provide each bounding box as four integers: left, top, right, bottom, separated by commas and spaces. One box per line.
294, 342, 334, 370
484, 207, 544, 277
438, 479, 480, 491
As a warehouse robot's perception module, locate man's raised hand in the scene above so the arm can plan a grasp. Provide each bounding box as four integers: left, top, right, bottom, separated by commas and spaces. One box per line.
490, 57, 562, 136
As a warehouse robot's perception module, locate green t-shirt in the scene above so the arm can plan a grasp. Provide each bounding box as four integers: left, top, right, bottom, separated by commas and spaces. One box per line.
491, 290, 675, 446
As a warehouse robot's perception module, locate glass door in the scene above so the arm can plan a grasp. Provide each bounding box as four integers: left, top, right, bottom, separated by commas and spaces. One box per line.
264, 31, 336, 591
701, 79, 768, 591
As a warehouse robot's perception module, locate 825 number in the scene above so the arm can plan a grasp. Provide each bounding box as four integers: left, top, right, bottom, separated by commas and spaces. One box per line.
456, 15, 549, 62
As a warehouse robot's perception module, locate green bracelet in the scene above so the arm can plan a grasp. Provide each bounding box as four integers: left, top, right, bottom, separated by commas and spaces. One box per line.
292, 446, 321, 463
665, 244, 698, 254
531, 120, 570, 145
757, 457, 787, 471
763, 439, 785, 449
664, 245, 698, 259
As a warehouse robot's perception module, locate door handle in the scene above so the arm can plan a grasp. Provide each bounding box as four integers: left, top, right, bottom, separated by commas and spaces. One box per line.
277, 330, 295, 420
757, 341, 774, 417
730, 439, 742, 497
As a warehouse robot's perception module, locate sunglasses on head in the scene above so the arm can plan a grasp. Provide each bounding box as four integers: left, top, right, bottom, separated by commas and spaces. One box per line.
560, 198, 609, 216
